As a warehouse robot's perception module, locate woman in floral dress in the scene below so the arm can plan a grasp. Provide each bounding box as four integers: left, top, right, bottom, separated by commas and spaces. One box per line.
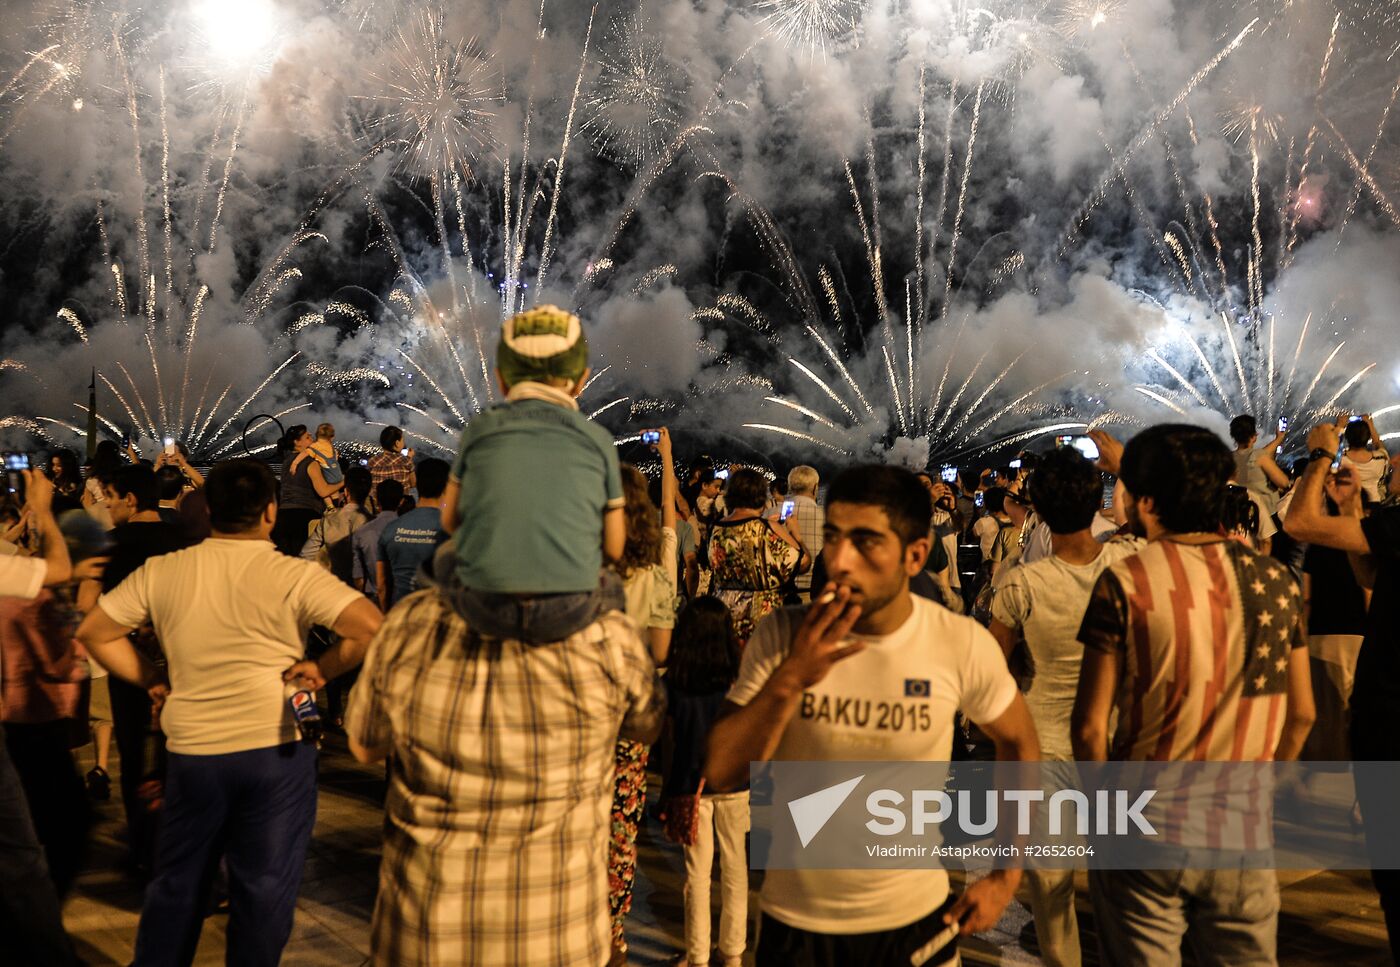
707, 469, 808, 646
608, 430, 679, 964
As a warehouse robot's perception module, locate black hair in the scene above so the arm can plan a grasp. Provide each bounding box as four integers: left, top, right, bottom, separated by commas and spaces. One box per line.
155, 465, 186, 501
1018, 451, 1040, 473
281, 424, 309, 455
88, 440, 123, 484
724, 469, 769, 511
982, 486, 1009, 516
1119, 423, 1235, 534
825, 464, 932, 546
345, 465, 373, 507
1229, 415, 1257, 446
415, 458, 450, 499
49, 448, 81, 484
206, 459, 278, 532
1026, 447, 1101, 534
666, 596, 741, 695
375, 479, 405, 515
107, 464, 160, 512
379, 425, 404, 451
1344, 420, 1372, 450
1221, 484, 1261, 538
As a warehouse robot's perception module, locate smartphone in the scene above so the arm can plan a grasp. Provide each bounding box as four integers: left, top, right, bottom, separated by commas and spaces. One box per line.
940, 466, 957, 484
4, 452, 29, 471
780, 499, 795, 522
1009, 458, 1022, 470
1058, 434, 1100, 461
640, 429, 661, 445
358, 458, 369, 467
1349, 415, 1363, 423
121, 431, 131, 448
401, 447, 410, 457
715, 469, 730, 481
974, 492, 984, 508
1278, 416, 1289, 433
163, 436, 176, 456
1331, 437, 1347, 473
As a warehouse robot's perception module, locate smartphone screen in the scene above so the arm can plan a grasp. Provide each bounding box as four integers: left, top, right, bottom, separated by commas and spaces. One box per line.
1009, 459, 1022, 469
715, 469, 729, 480
163, 436, 176, 456
940, 466, 957, 483
1278, 416, 1289, 433
401, 447, 409, 457
1072, 436, 1100, 462
974, 492, 984, 508
780, 499, 795, 521
641, 430, 660, 445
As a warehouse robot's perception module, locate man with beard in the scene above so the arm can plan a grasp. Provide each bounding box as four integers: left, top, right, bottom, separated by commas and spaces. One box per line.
705, 464, 1039, 966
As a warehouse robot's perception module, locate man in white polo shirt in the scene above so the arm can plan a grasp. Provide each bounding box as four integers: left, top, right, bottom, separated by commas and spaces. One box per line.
706, 465, 1039, 966
76, 459, 382, 967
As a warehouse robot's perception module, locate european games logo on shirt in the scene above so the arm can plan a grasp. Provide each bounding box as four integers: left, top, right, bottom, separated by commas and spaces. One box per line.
904, 679, 931, 698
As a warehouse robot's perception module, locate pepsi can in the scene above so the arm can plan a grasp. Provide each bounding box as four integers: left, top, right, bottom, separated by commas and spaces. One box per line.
285, 682, 323, 746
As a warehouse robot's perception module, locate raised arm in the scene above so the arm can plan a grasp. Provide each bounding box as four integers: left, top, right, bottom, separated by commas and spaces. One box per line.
704, 586, 863, 792
656, 428, 677, 533
1284, 423, 1371, 553
24, 472, 72, 587
1257, 450, 1292, 492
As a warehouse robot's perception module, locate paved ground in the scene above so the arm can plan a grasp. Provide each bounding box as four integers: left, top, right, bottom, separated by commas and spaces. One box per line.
63, 741, 1393, 966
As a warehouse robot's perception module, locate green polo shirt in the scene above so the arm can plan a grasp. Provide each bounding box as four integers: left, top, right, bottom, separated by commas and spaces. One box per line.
450, 383, 624, 594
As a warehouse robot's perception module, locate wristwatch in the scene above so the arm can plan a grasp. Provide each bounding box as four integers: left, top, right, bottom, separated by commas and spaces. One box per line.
1309, 448, 1333, 462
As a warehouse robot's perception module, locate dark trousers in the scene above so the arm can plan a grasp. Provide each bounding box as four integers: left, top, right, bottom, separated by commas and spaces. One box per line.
1350, 713, 1400, 960
4, 719, 91, 896
756, 896, 960, 967
132, 742, 318, 967
110, 676, 167, 870
0, 724, 78, 966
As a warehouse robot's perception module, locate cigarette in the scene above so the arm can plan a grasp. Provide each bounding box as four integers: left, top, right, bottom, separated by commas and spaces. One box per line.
816, 590, 837, 605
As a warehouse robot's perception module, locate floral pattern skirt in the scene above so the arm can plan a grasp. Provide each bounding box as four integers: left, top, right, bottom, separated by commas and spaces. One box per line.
609, 737, 648, 951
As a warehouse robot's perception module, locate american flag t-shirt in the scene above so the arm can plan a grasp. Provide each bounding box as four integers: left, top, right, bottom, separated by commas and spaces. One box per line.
1079, 539, 1304, 764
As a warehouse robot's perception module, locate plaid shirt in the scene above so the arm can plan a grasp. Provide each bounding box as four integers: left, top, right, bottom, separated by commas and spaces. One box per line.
344, 589, 665, 967
367, 450, 415, 489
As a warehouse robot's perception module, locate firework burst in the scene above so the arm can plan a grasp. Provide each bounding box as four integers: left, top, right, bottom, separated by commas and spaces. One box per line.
584, 13, 688, 169
361, 6, 500, 183
756, 0, 866, 59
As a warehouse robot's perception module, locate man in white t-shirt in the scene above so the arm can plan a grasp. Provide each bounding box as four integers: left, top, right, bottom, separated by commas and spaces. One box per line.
988, 448, 1143, 967
76, 459, 383, 966
706, 465, 1039, 966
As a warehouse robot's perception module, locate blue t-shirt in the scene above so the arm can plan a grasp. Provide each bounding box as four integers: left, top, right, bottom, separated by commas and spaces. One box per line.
377, 507, 446, 606
450, 390, 623, 594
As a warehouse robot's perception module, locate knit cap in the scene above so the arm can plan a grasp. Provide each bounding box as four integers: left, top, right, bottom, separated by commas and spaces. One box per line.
496, 305, 589, 386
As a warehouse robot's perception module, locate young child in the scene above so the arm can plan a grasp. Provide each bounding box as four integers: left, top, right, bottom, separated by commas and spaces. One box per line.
660, 596, 746, 967
438, 305, 625, 641
300, 423, 343, 511
309, 423, 343, 485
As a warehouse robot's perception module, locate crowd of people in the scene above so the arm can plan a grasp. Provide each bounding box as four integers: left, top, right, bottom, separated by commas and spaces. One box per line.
0, 300, 1397, 966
